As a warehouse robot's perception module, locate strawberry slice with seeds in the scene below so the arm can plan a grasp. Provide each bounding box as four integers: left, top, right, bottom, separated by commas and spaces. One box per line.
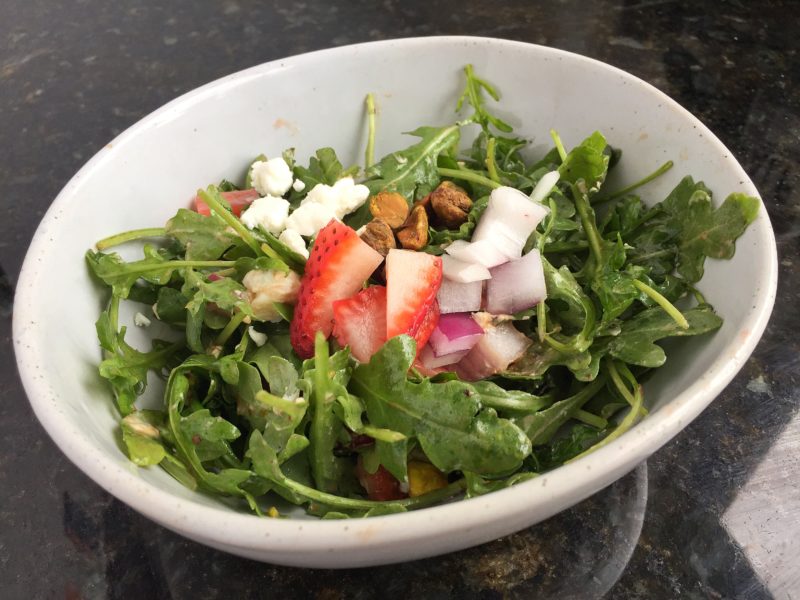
385, 249, 443, 351
332, 285, 387, 363
290, 220, 383, 358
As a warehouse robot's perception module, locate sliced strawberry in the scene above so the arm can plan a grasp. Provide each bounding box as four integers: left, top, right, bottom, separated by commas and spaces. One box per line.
385, 249, 443, 351
290, 220, 384, 358
193, 188, 260, 216
415, 298, 440, 351
356, 456, 407, 501
332, 285, 387, 363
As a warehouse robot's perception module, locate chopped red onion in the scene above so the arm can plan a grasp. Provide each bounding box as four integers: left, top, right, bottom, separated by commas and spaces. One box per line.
441, 254, 491, 283
419, 345, 469, 370
428, 313, 484, 356
445, 239, 508, 268
529, 171, 560, 205
455, 321, 532, 381
471, 186, 549, 259
484, 249, 547, 315
437, 279, 483, 314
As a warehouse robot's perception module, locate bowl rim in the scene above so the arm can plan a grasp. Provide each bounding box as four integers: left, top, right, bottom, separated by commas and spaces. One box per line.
13, 35, 778, 562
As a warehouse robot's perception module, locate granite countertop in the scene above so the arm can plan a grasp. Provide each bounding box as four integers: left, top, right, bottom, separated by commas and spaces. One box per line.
1, 1, 798, 597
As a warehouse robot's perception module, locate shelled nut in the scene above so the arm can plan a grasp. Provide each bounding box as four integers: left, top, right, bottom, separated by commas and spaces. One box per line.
397, 204, 429, 250
360, 219, 396, 256
369, 191, 410, 230
430, 181, 472, 228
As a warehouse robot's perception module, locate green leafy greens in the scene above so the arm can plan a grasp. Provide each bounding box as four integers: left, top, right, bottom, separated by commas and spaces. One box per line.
87, 64, 758, 519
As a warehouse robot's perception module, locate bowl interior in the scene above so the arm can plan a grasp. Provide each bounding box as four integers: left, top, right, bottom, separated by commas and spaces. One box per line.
13, 37, 776, 566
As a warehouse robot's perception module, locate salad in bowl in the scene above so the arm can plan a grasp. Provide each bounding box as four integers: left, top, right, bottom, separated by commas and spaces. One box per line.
86, 65, 758, 519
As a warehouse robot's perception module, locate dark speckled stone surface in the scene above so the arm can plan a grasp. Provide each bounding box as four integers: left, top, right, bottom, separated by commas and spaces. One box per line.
2, 1, 798, 598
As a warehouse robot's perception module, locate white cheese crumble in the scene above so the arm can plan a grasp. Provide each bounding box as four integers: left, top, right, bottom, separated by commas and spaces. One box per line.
133, 312, 151, 327
249, 157, 294, 197
292, 179, 306, 192
285, 202, 338, 237
301, 176, 370, 220
278, 228, 309, 259
243, 269, 301, 322
247, 326, 268, 347
240, 195, 290, 233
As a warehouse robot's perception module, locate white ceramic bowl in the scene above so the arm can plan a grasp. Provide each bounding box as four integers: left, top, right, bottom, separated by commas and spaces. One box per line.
13, 37, 777, 567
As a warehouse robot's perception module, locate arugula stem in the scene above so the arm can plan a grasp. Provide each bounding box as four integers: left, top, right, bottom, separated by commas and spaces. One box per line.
485, 137, 501, 183
116, 259, 236, 277
569, 361, 645, 462
199, 187, 263, 256
632, 279, 689, 329
537, 198, 557, 253
214, 310, 247, 347
255, 390, 307, 420
212, 267, 237, 278
286, 477, 467, 512
437, 167, 502, 189
96, 228, 166, 250
550, 129, 567, 162
615, 361, 649, 417
536, 302, 547, 343
606, 358, 636, 406
574, 409, 607, 430
690, 285, 708, 305
593, 160, 674, 206
571, 183, 604, 276
365, 93, 377, 169
543, 333, 573, 354
108, 294, 121, 335
543, 240, 590, 253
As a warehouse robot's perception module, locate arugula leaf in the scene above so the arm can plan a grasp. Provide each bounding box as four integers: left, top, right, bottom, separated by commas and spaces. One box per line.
456, 64, 514, 133
153, 287, 189, 325
665, 186, 759, 283
292, 147, 344, 194
558, 131, 609, 191
302, 335, 352, 493
515, 376, 606, 445
185, 276, 253, 319
504, 337, 592, 380
96, 309, 180, 415
608, 305, 723, 367
121, 410, 168, 466
164, 209, 239, 261
87, 249, 172, 298
464, 471, 537, 498
350, 336, 531, 476
468, 380, 551, 414
531, 423, 608, 470
363, 125, 461, 202
180, 408, 241, 463
120, 410, 197, 489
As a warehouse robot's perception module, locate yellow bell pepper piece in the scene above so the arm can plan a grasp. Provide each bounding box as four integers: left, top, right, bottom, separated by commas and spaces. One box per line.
408, 461, 448, 497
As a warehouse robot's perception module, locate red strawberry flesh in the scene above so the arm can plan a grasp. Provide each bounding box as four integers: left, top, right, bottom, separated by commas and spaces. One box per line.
290, 220, 383, 358
332, 285, 387, 363
385, 249, 442, 350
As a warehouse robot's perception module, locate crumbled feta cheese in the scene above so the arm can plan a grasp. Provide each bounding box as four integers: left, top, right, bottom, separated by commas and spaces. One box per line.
292, 179, 306, 192
301, 176, 370, 219
249, 157, 294, 197
285, 202, 337, 237
133, 312, 151, 327
247, 326, 268, 347
240, 195, 290, 233
243, 269, 301, 322
278, 228, 309, 259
